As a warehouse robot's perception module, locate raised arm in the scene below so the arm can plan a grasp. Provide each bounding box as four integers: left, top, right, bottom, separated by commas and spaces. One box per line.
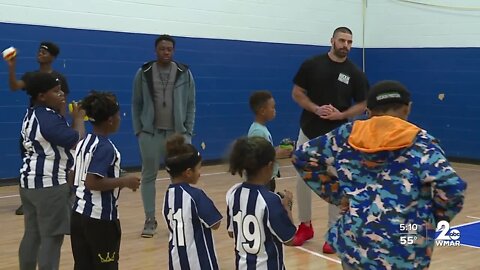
6, 58, 26, 91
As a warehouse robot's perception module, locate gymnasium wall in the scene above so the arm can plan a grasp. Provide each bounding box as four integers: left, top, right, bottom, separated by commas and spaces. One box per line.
2, 0, 478, 179
364, 0, 480, 159
0, 0, 365, 179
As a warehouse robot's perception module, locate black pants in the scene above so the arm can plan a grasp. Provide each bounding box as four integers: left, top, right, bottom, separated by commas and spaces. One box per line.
265, 177, 276, 192
71, 212, 121, 270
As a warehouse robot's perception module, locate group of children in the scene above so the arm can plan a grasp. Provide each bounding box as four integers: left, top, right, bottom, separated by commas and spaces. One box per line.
8, 42, 467, 270
15, 66, 296, 270
17, 71, 141, 270
161, 88, 297, 269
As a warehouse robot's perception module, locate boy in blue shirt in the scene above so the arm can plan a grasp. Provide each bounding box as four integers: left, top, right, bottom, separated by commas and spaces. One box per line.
248, 90, 292, 191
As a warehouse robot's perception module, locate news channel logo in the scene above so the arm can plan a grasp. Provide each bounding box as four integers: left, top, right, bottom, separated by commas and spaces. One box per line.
435, 220, 460, 247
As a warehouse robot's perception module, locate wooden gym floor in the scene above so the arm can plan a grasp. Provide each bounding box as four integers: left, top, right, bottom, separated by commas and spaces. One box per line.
0, 160, 478, 269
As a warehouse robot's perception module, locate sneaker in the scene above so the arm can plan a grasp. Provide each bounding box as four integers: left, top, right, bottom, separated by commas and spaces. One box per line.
141, 218, 158, 238
292, 222, 314, 246
15, 205, 23, 215
322, 241, 335, 254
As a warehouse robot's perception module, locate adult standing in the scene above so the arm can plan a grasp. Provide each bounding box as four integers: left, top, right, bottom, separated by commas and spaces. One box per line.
291, 27, 369, 253
132, 34, 196, 238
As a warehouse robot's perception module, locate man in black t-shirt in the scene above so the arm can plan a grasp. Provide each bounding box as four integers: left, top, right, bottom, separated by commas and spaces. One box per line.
291, 27, 369, 253
5, 41, 69, 215
7, 42, 69, 98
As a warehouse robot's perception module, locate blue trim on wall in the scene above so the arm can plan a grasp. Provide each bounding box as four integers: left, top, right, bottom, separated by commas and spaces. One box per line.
0, 22, 365, 179
365, 48, 480, 159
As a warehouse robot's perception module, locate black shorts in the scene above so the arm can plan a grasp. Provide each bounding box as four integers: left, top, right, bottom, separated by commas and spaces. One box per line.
71, 212, 121, 270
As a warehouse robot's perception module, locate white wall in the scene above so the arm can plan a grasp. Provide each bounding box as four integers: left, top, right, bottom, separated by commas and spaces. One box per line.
365, 0, 480, 48
2, 0, 479, 48
0, 0, 364, 46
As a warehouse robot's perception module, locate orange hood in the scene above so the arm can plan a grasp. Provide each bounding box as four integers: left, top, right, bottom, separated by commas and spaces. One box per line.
348, 116, 421, 153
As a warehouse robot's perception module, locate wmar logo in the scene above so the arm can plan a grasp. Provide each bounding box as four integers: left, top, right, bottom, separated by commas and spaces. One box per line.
435, 220, 461, 247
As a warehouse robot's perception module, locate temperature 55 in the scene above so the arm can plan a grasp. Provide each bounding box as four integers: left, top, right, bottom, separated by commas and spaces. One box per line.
399, 223, 419, 245
400, 235, 418, 245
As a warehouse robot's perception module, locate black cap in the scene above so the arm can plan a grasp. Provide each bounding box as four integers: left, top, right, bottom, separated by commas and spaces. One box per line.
25, 72, 60, 98
39, 41, 60, 57
367, 80, 411, 110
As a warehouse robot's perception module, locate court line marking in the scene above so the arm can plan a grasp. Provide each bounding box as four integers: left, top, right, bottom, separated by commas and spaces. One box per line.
0, 194, 20, 199
294, 246, 341, 264
458, 243, 480, 249
451, 219, 480, 229
466, 216, 480, 220
0, 171, 298, 199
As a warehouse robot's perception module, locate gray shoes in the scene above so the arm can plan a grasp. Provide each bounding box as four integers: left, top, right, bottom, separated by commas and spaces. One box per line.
141, 217, 158, 238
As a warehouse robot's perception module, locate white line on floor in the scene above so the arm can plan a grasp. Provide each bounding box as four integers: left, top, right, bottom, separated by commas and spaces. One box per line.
459, 243, 480, 249
0, 194, 20, 199
295, 246, 341, 264
0, 170, 299, 199
451, 219, 480, 229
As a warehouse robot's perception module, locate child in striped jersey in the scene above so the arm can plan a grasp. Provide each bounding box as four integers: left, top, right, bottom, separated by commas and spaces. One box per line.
18, 72, 85, 270
227, 136, 296, 270
70, 91, 140, 270
162, 134, 222, 270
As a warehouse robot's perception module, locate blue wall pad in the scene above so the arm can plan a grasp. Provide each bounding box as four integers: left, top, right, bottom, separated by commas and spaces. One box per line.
0, 22, 365, 179
366, 48, 480, 160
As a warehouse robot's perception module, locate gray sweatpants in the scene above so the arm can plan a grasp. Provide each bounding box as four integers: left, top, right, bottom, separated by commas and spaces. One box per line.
138, 130, 191, 219
19, 184, 70, 270
296, 129, 340, 228
138, 130, 174, 219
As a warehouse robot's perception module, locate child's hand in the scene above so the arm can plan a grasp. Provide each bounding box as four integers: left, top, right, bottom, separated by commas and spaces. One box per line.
121, 175, 141, 191
6, 56, 16, 68
278, 190, 293, 211
70, 102, 86, 120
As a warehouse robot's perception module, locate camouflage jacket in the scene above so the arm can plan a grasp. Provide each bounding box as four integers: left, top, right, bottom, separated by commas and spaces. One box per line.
292, 116, 466, 270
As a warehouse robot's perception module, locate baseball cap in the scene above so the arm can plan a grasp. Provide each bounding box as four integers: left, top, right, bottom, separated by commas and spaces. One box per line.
25, 72, 61, 98
367, 80, 411, 110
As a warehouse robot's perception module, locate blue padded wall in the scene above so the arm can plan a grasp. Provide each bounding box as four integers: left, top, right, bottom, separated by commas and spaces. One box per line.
0, 22, 365, 179
365, 48, 480, 159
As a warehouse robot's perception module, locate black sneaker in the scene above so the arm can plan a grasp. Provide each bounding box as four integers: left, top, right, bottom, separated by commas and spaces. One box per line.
15, 205, 24, 215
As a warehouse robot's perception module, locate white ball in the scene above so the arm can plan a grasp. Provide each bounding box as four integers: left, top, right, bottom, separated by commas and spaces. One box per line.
2, 46, 17, 60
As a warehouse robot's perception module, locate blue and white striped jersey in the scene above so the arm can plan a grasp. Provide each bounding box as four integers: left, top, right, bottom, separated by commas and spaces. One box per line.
19, 106, 79, 189
163, 183, 222, 270
226, 183, 296, 270
72, 134, 121, 221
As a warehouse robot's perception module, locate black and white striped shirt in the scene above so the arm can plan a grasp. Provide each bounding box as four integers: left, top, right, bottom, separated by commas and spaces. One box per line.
73, 134, 121, 220
19, 106, 79, 189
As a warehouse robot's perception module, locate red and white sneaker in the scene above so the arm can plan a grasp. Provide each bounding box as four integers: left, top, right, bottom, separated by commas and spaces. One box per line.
292, 222, 314, 246
322, 241, 335, 254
